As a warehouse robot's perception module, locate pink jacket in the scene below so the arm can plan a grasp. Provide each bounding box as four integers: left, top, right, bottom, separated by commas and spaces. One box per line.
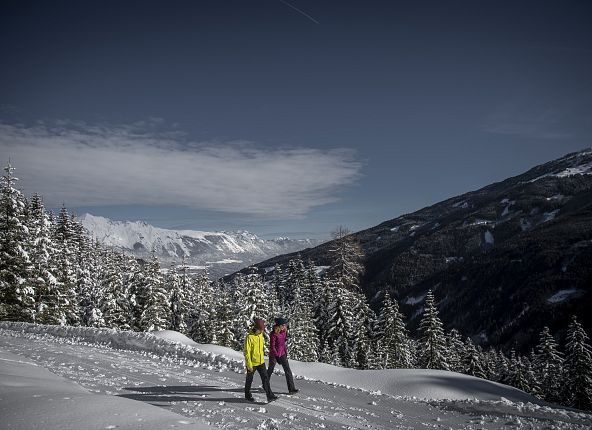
269, 330, 287, 358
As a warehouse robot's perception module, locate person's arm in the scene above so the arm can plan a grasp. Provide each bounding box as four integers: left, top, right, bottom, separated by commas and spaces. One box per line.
243, 336, 253, 371
269, 332, 278, 357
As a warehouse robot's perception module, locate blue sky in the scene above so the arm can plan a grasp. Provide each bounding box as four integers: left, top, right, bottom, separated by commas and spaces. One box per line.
1, 1, 591, 239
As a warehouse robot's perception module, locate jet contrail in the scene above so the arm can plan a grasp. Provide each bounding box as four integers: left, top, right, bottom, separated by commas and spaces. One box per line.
278, 0, 319, 24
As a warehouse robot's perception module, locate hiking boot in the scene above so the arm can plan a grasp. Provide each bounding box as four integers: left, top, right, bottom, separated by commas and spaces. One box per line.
245, 395, 255, 402
288, 389, 299, 394
267, 395, 278, 402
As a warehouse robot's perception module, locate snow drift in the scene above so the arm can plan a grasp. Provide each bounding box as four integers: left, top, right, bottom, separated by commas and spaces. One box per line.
1, 322, 541, 404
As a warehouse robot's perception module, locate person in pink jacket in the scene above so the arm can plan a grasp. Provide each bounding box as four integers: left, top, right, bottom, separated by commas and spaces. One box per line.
267, 317, 298, 394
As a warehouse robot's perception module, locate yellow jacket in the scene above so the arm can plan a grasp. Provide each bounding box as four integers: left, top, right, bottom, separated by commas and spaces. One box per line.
243, 329, 265, 368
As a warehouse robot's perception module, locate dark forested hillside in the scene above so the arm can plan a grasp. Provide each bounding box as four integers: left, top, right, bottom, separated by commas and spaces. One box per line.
235, 149, 592, 352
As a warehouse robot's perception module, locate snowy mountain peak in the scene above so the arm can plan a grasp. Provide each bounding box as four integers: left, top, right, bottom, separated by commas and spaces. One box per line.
77, 213, 320, 277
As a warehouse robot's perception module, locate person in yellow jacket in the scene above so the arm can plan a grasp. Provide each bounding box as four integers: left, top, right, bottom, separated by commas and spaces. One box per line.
244, 317, 277, 402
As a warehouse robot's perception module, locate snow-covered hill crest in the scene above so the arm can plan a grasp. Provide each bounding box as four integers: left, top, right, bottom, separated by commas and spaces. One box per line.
78, 213, 320, 277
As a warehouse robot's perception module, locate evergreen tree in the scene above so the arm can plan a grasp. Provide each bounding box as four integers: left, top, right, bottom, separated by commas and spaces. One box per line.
213, 283, 235, 348
53, 206, 80, 325
0, 163, 34, 321
100, 251, 132, 330
325, 282, 354, 366
462, 337, 486, 379
26, 194, 60, 324
188, 273, 216, 342
232, 272, 267, 347
286, 276, 319, 362
534, 326, 564, 403
376, 292, 412, 369
446, 329, 465, 373
564, 316, 592, 410
167, 264, 188, 333
418, 290, 449, 370
327, 226, 364, 292
140, 252, 170, 331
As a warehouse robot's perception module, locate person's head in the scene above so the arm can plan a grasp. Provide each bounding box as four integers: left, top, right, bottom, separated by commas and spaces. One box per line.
274, 317, 288, 332
253, 318, 265, 333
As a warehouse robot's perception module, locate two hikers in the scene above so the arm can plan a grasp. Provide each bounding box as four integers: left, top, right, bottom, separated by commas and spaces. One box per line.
243, 317, 277, 402
268, 317, 298, 394
243, 317, 298, 402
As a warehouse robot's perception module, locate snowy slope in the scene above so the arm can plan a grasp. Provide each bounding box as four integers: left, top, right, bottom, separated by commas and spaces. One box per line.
1, 322, 591, 430
151, 330, 537, 403
0, 349, 215, 430
78, 214, 320, 277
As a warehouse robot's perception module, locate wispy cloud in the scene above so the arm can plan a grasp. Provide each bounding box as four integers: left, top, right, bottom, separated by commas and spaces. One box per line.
482, 106, 573, 140
0, 120, 361, 218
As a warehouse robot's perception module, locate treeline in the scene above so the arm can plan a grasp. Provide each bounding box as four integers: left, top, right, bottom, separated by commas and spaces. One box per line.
1, 164, 591, 411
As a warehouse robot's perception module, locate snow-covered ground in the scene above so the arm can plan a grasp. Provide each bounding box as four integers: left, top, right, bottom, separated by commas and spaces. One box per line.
1, 322, 591, 429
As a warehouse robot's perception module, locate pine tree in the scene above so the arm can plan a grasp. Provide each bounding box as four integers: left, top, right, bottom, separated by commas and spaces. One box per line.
564, 316, 592, 410
418, 290, 448, 370
446, 329, 465, 373
286, 276, 319, 362
140, 252, 170, 331
325, 281, 354, 366
188, 273, 216, 342
0, 163, 34, 321
507, 350, 531, 393
53, 206, 80, 325
232, 272, 267, 347
462, 337, 486, 379
167, 263, 188, 333
327, 226, 364, 292
213, 283, 235, 348
26, 194, 60, 324
376, 292, 412, 369
534, 326, 564, 403
100, 251, 132, 330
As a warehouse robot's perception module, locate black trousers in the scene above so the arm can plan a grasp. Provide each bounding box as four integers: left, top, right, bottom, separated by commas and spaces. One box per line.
245, 363, 274, 399
267, 354, 296, 392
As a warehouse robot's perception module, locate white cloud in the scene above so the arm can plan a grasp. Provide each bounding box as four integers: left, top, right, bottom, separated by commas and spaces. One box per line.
0, 121, 362, 218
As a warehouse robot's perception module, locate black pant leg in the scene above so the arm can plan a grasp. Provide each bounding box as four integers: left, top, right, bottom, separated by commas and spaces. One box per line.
256, 363, 274, 399
245, 369, 254, 396
278, 355, 296, 392
267, 356, 277, 379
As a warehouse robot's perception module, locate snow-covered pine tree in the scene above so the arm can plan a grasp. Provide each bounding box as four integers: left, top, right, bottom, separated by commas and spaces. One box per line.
418, 290, 449, 370
0, 163, 34, 321
53, 206, 80, 325
351, 294, 374, 369
188, 273, 216, 342
284, 258, 307, 308
213, 282, 235, 348
325, 281, 354, 366
167, 263, 187, 333
25, 194, 60, 324
128, 258, 147, 331
140, 252, 170, 331
286, 276, 319, 362
506, 350, 531, 393
462, 337, 486, 379
232, 272, 267, 347
534, 326, 564, 403
376, 291, 412, 369
445, 328, 465, 373
78, 240, 104, 327
563, 316, 592, 410
327, 226, 364, 292
100, 251, 132, 330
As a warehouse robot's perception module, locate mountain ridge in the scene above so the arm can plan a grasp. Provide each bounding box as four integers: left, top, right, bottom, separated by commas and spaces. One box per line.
233, 148, 592, 351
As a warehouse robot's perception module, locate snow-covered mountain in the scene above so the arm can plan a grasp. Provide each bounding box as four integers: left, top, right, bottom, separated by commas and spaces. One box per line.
78, 213, 320, 277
